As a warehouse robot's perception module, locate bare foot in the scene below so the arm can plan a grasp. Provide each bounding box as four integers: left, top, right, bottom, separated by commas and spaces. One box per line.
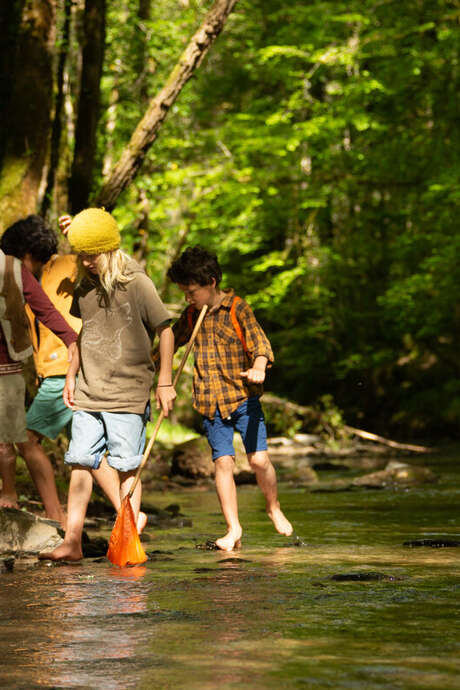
0, 494, 19, 510
215, 526, 243, 552
137, 511, 147, 535
268, 505, 293, 536
38, 541, 83, 562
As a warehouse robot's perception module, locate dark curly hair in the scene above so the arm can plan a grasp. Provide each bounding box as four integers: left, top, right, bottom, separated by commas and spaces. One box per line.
1, 215, 58, 264
167, 246, 222, 286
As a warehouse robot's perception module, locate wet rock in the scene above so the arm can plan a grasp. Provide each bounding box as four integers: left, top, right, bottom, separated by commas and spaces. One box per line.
171, 435, 251, 480
403, 538, 460, 548
310, 457, 387, 472
164, 503, 181, 516
171, 436, 214, 478
284, 464, 318, 485
310, 479, 357, 493
267, 436, 317, 461
310, 460, 351, 471
0, 507, 63, 555
331, 572, 400, 582
81, 533, 108, 558
352, 460, 437, 489
1, 557, 15, 573
234, 470, 257, 485
146, 550, 175, 561
195, 539, 219, 550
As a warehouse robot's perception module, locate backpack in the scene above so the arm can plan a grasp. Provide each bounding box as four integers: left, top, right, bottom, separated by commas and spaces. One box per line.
187, 295, 249, 356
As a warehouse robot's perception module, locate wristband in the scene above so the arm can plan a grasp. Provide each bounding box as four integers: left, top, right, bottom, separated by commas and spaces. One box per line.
157, 384, 173, 387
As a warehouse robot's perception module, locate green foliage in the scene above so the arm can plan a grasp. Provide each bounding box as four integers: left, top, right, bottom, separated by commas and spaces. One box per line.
47, 0, 460, 437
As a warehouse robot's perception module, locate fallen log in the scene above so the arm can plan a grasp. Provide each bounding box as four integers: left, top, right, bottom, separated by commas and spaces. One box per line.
343, 426, 432, 453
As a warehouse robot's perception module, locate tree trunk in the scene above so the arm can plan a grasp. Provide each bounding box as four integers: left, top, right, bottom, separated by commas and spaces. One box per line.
69, 0, 106, 214
41, 0, 72, 218
96, 0, 239, 210
0, 0, 56, 232
0, 0, 25, 170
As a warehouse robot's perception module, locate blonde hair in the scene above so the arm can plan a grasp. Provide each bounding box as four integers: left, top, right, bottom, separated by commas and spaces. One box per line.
78, 249, 134, 297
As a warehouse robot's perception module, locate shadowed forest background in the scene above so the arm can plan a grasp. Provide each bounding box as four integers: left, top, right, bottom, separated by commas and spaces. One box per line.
0, 0, 459, 441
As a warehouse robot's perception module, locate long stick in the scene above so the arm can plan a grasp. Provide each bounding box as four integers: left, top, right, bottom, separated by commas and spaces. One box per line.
127, 304, 208, 499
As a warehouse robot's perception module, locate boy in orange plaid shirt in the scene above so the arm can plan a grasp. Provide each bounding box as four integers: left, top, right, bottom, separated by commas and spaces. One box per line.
168, 246, 292, 551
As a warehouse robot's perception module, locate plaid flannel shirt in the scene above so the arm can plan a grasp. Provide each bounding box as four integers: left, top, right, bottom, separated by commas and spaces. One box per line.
172, 290, 274, 419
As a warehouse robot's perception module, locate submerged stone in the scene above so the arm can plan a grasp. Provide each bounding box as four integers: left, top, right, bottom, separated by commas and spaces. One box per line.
352, 460, 437, 489
403, 538, 460, 548
81, 535, 108, 558
1, 556, 15, 573
195, 540, 219, 550
331, 572, 399, 582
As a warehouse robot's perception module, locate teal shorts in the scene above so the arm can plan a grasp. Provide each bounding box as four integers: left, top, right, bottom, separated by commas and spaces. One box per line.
26, 376, 73, 440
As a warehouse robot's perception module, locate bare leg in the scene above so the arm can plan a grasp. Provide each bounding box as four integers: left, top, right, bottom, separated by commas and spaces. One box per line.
16, 430, 66, 526
92, 455, 120, 508
214, 455, 242, 551
248, 450, 293, 536
119, 470, 143, 528
0, 443, 19, 508
93, 458, 146, 533
39, 466, 93, 561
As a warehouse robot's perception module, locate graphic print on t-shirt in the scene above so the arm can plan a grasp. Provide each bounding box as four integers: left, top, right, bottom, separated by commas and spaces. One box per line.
82, 302, 132, 361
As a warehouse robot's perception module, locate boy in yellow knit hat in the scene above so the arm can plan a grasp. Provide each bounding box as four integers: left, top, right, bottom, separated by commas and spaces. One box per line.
40, 209, 176, 562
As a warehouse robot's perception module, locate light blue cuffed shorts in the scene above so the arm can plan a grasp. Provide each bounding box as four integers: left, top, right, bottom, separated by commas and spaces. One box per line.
26, 376, 73, 440
65, 407, 150, 472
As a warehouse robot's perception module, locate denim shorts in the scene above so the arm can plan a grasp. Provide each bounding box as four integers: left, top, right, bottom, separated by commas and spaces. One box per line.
202, 397, 268, 461
65, 406, 150, 472
26, 376, 73, 440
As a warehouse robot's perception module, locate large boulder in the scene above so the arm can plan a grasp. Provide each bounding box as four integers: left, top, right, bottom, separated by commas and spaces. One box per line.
0, 507, 63, 555
171, 435, 252, 480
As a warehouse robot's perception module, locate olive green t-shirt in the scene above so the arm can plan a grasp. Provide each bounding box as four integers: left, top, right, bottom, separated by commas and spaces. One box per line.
71, 260, 170, 414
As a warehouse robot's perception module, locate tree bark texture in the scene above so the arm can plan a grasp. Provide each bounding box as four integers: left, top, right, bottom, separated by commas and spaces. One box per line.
41, 0, 72, 217
96, 0, 239, 211
0, 0, 25, 170
0, 0, 56, 232
69, 0, 106, 214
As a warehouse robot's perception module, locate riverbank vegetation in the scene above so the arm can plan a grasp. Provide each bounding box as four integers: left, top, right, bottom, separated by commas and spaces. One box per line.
1, 0, 459, 440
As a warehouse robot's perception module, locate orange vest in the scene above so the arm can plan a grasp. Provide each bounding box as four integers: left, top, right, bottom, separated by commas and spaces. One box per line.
25, 254, 81, 378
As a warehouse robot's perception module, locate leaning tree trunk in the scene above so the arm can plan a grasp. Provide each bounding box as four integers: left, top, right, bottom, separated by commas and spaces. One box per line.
69, 0, 106, 214
0, 0, 56, 233
95, 0, 239, 211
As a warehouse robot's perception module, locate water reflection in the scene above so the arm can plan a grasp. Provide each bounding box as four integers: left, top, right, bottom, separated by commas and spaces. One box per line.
0, 563, 153, 689
0, 458, 459, 689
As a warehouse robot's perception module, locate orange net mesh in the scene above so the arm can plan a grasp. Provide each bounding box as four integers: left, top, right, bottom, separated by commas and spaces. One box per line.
106, 496, 148, 567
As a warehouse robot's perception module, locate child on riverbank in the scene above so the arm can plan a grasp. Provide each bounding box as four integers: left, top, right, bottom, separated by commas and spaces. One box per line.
167, 246, 293, 551
0, 225, 78, 510
39, 208, 175, 561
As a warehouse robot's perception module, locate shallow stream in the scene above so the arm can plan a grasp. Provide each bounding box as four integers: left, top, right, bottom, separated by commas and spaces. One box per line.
0, 451, 459, 689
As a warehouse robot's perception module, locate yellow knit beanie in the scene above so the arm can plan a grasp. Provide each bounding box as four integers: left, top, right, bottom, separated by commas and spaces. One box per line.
67, 208, 120, 254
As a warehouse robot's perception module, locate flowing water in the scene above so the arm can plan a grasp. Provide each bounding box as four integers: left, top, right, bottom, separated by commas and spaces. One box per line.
0, 452, 459, 689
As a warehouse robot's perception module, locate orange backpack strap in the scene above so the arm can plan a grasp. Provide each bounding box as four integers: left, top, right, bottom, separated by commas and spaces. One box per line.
230, 296, 249, 356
